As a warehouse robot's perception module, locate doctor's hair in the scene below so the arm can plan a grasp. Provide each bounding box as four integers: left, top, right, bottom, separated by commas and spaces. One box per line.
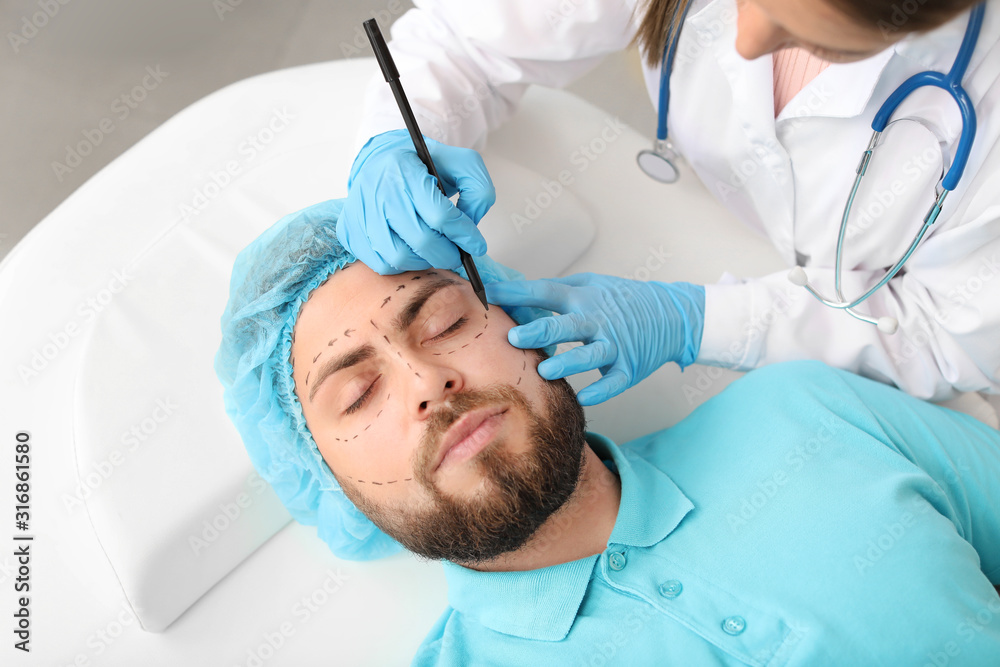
633, 0, 981, 68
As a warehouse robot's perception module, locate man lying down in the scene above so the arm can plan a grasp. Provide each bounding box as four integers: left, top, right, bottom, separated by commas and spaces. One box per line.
215, 199, 1000, 666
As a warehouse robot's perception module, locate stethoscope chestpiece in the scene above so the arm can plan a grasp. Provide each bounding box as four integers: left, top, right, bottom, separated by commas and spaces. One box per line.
637, 139, 681, 183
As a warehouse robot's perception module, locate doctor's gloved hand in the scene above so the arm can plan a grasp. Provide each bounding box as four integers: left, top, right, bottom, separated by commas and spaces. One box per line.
338, 129, 496, 274
487, 274, 705, 406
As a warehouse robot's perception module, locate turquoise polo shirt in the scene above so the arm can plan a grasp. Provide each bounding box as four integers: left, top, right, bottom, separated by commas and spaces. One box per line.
411, 361, 1000, 666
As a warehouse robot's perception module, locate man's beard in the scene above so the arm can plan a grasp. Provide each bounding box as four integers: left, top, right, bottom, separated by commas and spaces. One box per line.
340, 372, 587, 564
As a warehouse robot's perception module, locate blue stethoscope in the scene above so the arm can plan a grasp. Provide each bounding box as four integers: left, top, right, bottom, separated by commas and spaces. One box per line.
637, 2, 986, 334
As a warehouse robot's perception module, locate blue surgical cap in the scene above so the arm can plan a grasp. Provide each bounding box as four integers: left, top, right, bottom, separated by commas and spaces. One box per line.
214, 198, 553, 561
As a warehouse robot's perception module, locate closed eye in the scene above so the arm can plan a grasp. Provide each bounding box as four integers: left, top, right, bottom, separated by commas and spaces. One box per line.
429, 316, 468, 342
345, 375, 380, 415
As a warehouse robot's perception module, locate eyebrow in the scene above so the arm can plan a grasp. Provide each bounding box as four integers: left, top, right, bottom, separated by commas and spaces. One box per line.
308, 344, 376, 403
306, 276, 463, 403
392, 277, 461, 334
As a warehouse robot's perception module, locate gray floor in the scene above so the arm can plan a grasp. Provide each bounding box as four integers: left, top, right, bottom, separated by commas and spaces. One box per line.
0, 0, 654, 261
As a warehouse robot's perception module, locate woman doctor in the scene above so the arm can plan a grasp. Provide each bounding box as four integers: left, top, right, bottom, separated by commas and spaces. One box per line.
339, 0, 1000, 405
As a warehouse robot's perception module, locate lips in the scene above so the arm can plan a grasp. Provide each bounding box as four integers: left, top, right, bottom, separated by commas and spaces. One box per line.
433, 406, 508, 472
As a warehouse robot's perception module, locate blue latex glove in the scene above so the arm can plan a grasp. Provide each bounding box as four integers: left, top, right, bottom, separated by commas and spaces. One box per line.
338, 129, 496, 274
486, 273, 705, 405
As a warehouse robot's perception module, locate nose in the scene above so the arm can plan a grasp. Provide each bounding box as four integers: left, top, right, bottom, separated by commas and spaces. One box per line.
734, 0, 792, 60
408, 358, 465, 419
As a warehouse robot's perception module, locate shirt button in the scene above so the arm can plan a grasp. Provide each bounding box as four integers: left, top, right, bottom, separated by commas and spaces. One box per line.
608, 551, 627, 571
722, 616, 746, 635
658, 580, 683, 599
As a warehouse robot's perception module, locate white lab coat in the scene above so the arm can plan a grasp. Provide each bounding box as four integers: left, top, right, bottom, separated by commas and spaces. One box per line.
356, 0, 1000, 401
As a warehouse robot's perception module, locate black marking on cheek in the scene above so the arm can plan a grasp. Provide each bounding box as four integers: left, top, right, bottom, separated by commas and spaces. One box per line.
353, 434, 359, 440
344, 328, 354, 337
381, 296, 391, 308
522, 360, 526, 371
327, 339, 337, 346
415, 372, 421, 378
426, 271, 438, 276
447, 350, 456, 354
371, 481, 382, 485
433, 352, 442, 355
383, 335, 391, 344
461, 344, 469, 349
313, 352, 322, 363
357, 479, 365, 484
406, 362, 412, 369
387, 393, 391, 401
386, 480, 398, 484
411, 276, 421, 280
397, 351, 403, 358
305, 371, 311, 385
376, 409, 383, 418
475, 332, 483, 339
334, 437, 341, 442
517, 376, 522, 385
370, 319, 379, 330
404, 477, 413, 482
396, 284, 406, 291
364, 424, 371, 431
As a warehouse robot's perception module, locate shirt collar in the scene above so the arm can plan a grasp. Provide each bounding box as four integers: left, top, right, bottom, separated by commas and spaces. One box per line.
440, 432, 694, 641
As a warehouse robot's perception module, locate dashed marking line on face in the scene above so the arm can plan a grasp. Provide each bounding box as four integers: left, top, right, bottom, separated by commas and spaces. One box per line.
313, 352, 322, 363
475, 332, 483, 339
426, 271, 438, 276
411, 276, 421, 280
371, 481, 382, 485
517, 376, 521, 385
461, 344, 469, 349
327, 339, 337, 346
447, 350, 456, 354
364, 424, 371, 431
406, 362, 412, 369
433, 352, 442, 355
344, 328, 355, 337
370, 319, 379, 330
381, 296, 392, 308
387, 393, 391, 401
415, 372, 421, 378
305, 371, 311, 385
386, 480, 398, 484
404, 477, 413, 481
522, 360, 526, 371
397, 351, 403, 358
353, 434, 359, 440
376, 409, 383, 418
396, 284, 406, 291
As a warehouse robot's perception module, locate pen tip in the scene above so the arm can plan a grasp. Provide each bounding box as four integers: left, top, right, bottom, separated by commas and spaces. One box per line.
477, 289, 489, 311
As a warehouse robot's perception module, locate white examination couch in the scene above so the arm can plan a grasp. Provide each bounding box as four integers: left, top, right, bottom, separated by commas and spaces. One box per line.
0, 58, 996, 667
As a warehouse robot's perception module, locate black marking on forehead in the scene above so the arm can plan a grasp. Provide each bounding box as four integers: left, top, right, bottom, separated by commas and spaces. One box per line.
386, 480, 397, 484
328, 339, 337, 346
522, 360, 526, 370
370, 319, 379, 329
426, 271, 438, 276
381, 296, 391, 308
411, 275, 421, 280
371, 481, 382, 485
344, 328, 354, 337
396, 284, 406, 291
